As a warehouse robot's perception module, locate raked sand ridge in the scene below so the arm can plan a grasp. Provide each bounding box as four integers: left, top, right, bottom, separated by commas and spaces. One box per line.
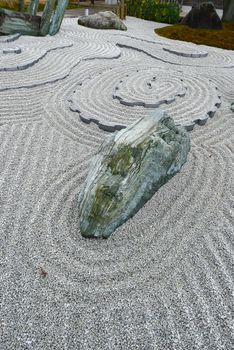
0, 16, 234, 350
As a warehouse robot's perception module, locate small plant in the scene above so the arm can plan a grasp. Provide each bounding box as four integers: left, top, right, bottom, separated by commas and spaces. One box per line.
0, 0, 18, 9
126, 0, 180, 24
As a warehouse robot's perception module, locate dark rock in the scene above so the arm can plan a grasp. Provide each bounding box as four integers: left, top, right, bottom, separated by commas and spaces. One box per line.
231, 102, 234, 112
181, 2, 222, 30
79, 110, 190, 238
222, 0, 234, 23
0, 0, 68, 37
0, 8, 41, 36
78, 11, 127, 31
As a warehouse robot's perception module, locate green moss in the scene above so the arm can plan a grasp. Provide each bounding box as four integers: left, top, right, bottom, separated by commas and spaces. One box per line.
155, 23, 234, 50
89, 185, 119, 223
107, 143, 151, 177
108, 145, 134, 177
126, 0, 180, 24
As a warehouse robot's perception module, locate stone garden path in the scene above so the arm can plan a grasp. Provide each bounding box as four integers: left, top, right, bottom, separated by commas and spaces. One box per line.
0, 16, 234, 350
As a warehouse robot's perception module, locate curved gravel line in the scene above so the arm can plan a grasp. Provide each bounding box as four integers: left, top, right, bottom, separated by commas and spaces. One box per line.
69, 63, 221, 131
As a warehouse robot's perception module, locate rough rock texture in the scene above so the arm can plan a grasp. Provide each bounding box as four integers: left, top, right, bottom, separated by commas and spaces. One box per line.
222, 0, 234, 22
0, 0, 68, 36
78, 11, 127, 31
0, 8, 41, 36
79, 110, 190, 238
181, 2, 222, 29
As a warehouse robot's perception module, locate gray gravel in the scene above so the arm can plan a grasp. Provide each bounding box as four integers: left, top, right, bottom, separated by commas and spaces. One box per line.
0, 16, 234, 350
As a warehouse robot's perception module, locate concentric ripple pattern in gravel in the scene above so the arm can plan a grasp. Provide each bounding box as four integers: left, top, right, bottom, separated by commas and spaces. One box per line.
0, 16, 234, 350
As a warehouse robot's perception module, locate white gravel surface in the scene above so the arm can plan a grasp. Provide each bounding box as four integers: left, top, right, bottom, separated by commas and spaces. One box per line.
0, 16, 234, 350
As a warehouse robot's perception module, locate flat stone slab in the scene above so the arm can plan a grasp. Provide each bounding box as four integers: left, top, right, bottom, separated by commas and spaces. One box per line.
163, 46, 208, 58
0, 33, 21, 43
2, 47, 21, 54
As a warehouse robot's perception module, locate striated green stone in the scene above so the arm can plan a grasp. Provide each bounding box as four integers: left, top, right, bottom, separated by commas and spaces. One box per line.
79, 110, 190, 238
0, 0, 67, 36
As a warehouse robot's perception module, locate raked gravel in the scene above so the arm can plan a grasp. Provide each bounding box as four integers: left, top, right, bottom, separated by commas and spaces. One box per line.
0, 16, 234, 350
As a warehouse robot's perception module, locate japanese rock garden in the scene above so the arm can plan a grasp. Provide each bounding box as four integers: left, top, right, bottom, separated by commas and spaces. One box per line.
0, 0, 234, 349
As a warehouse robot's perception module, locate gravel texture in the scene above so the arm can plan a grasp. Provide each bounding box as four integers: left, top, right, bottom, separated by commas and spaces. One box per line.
0, 16, 234, 350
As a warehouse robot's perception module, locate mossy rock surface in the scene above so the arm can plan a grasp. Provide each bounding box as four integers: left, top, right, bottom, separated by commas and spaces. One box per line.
78, 110, 190, 239
155, 23, 234, 50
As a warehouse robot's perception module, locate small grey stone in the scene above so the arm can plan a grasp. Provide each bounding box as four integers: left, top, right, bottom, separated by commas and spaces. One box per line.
3, 47, 21, 54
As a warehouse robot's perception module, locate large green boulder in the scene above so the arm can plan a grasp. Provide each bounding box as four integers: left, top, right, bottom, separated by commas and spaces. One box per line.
0, 0, 68, 36
79, 110, 190, 238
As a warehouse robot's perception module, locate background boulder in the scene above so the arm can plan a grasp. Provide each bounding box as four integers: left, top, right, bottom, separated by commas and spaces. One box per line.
181, 2, 222, 30
78, 11, 127, 31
